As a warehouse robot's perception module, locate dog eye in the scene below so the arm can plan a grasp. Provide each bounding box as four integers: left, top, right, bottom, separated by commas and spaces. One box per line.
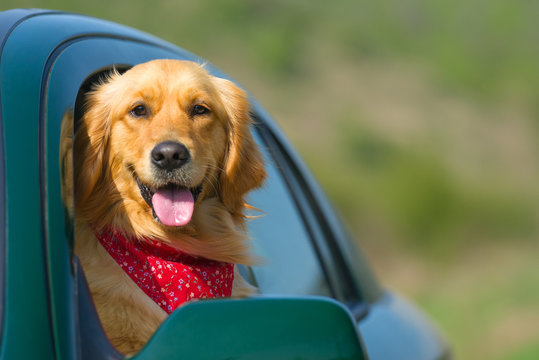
130, 104, 148, 117
192, 104, 210, 116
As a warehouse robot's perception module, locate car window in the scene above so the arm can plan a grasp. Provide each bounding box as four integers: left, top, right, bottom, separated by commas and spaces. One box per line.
245, 131, 331, 297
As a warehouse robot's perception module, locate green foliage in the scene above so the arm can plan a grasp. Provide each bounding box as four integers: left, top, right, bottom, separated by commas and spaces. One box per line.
3, 0, 536, 109
306, 116, 538, 257
496, 343, 539, 360
416, 243, 539, 360
326, 0, 539, 110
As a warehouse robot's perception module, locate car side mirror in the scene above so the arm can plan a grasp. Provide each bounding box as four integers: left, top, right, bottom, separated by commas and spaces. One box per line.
133, 297, 368, 360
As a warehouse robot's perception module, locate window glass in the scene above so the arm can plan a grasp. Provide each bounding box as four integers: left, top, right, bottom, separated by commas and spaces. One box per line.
245, 132, 331, 297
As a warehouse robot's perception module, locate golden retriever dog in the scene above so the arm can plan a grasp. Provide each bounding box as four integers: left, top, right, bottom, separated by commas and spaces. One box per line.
60, 59, 266, 355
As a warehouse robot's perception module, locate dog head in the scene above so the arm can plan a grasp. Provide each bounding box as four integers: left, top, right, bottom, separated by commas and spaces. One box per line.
74, 60, 266, 239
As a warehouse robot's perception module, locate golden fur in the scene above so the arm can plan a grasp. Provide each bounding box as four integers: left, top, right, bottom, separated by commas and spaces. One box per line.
60, 59, 266, 354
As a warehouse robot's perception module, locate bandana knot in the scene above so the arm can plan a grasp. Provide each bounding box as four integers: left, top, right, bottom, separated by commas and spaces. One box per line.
96, 229, 234, 314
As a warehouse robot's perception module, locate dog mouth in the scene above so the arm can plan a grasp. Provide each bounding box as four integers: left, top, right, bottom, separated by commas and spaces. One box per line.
135, 175, 202, 227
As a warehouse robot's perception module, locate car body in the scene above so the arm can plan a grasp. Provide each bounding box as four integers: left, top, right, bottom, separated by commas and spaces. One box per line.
0, 9, 451, 360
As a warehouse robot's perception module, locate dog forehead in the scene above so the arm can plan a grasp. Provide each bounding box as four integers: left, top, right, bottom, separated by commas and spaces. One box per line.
125, 60, 214, 94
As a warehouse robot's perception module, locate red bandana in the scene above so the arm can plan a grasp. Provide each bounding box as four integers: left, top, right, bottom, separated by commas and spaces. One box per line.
96, 229, 234, 314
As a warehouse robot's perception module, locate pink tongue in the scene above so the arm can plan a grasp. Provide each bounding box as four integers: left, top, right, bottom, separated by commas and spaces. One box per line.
152, 187, 194, 227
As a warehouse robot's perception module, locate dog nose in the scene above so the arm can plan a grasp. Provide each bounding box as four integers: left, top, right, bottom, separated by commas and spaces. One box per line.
151, 141, 190, 171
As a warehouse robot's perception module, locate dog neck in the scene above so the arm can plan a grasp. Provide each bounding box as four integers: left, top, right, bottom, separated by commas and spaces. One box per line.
95, 228, 235, 314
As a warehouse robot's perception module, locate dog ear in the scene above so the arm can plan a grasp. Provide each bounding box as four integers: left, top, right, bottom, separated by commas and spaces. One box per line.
73, 73, 120, 213
213, 77, 266, 216
59, 110, 74, 218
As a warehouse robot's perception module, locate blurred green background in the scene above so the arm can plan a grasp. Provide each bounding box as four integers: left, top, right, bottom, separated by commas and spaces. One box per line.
2, 1, 538, 358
